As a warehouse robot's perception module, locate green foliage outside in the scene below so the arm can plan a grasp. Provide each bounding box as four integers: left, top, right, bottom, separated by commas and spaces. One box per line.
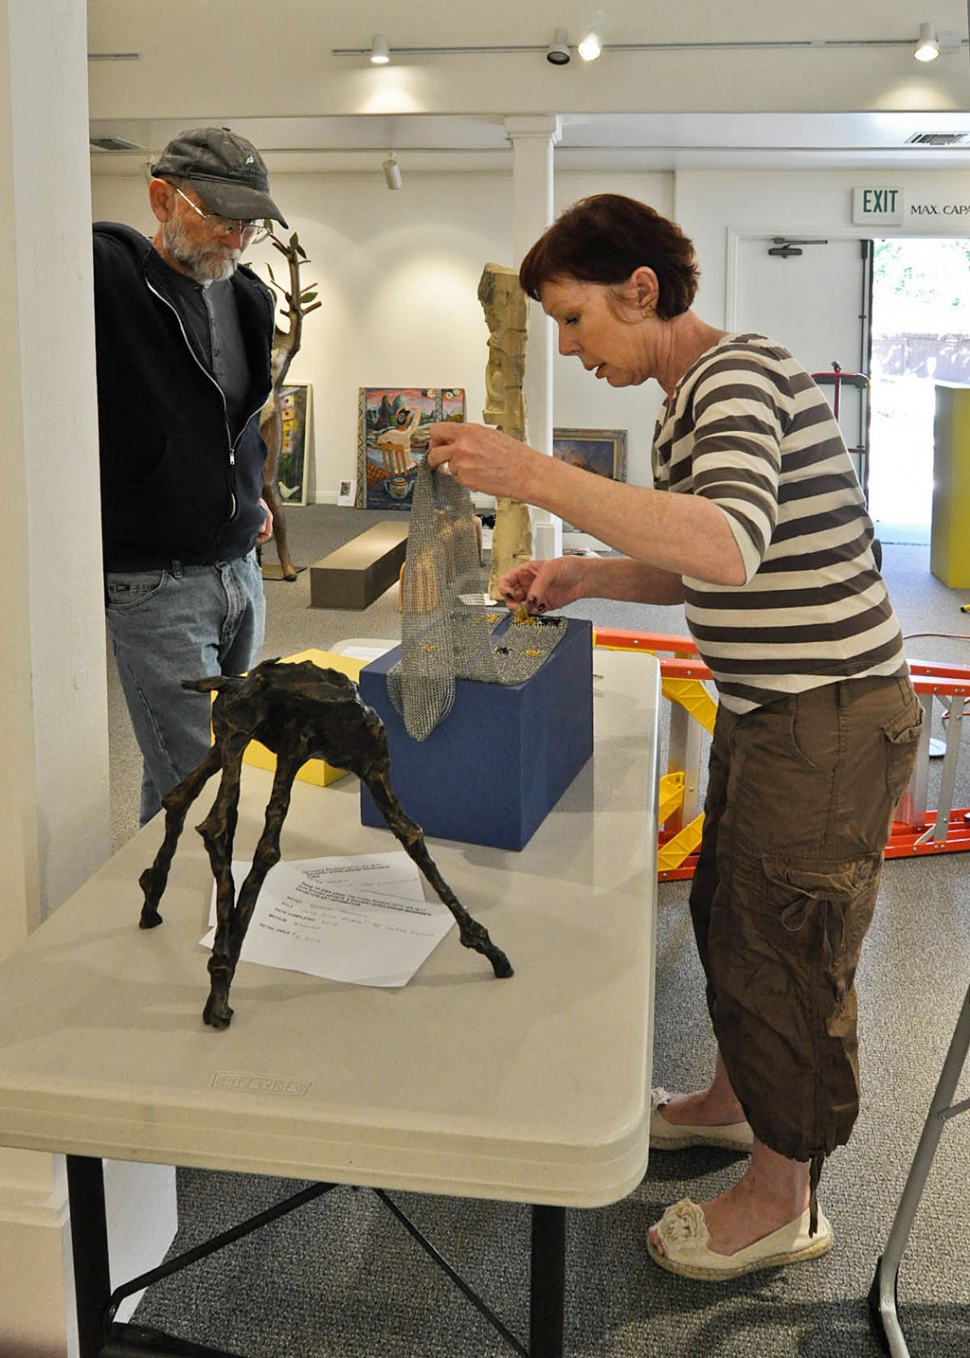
873, 239, 970, 335
868, 238, 970, 530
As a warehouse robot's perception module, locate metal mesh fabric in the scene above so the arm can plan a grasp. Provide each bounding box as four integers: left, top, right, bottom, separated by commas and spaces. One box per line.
388, 460, 566, 740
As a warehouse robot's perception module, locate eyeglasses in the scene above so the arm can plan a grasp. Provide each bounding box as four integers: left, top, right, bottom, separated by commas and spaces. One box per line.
173, 187, 269, 244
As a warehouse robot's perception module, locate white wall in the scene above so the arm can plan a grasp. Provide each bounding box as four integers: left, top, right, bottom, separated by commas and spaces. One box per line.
675, 167, 970, 331
257, 172, 516, 503
5, 2, 111, 935
0, 5, 172, 1351
551, 173, 673, 488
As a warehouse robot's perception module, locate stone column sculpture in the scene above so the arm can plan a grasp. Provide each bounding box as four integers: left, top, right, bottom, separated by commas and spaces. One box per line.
478, 263, 534, 599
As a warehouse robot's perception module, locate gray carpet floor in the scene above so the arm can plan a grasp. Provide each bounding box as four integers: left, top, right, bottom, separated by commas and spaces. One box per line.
111, 505, 970, 1357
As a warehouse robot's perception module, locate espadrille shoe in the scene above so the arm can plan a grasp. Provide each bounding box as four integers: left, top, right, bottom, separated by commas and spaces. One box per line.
647, 1197, 833, 1281
649, 1087, 754, 1153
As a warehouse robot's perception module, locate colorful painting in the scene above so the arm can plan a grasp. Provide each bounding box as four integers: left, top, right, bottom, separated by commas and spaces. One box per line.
357, 387, 466, 510
277, 385, 310, 506
552, 428, 627, 483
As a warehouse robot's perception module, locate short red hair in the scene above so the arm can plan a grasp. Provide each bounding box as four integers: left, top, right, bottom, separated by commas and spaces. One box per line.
519, 194, 699, 320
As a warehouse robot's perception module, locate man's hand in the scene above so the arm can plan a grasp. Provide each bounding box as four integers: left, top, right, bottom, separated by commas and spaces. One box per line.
256, 498, 274, 545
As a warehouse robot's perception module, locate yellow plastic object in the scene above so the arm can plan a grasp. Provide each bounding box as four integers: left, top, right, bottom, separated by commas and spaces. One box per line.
657, 814, 705, 873
932, 385, 970, 588
658, 771, 685, 825
239, 648, 366, 786
662, 677, 718, 735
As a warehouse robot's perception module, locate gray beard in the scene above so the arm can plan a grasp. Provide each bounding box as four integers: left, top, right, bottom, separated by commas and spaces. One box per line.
160, 215, 240, 283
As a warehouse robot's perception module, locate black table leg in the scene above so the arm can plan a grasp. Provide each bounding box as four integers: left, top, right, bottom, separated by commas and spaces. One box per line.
66, 1155, 111, 1358
529, 1205, 566, 1358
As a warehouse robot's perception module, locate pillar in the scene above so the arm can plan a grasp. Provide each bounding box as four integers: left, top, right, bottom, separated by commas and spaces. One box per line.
504, 115, 562, 561
0, 4, 175, 1352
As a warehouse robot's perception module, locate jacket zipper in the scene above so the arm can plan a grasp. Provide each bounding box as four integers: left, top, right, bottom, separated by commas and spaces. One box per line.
145, 278, 268, 520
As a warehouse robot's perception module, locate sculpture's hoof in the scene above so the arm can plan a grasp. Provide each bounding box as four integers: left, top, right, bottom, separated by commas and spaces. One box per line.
491, 950, 514, 979
139, 905, 163, 930
283, 571, 298, 582
203, 994, 233, 1029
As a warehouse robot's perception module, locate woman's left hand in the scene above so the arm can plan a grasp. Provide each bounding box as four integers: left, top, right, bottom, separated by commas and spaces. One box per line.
498, 556, 590, 613
427, 422, 536, 498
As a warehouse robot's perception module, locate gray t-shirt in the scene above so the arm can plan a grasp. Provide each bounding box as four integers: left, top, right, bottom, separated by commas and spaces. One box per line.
161, 263, 252, 440
204, 279, 251, 440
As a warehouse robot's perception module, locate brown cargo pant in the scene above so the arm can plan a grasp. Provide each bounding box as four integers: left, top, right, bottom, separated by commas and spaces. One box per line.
689, 673, 923, 1172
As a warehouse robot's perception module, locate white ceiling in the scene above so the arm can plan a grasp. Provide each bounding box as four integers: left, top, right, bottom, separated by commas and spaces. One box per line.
86, 0, 970, 174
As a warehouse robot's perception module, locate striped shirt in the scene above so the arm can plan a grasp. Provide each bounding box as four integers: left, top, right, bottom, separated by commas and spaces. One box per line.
652, 333, 907, 713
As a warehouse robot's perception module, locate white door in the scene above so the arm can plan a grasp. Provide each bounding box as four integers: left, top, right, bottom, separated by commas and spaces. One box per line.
733, 235, 870, 488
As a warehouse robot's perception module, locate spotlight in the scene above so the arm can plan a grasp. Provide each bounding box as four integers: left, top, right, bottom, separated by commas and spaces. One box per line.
370, 34, 390, 65
546, 28, 571, 65
914, 21, 940, 61
577, 31, 602, 61
382, 153, 403, 190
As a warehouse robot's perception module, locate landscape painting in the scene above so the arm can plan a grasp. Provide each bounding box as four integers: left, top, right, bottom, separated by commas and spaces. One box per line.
552, 428, 627, 483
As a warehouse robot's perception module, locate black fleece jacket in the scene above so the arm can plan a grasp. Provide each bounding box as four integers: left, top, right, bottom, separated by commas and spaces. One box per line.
93, 222, 275, 571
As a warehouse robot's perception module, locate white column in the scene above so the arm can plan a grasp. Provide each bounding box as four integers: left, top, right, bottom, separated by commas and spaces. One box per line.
0, 4, 175, 1352
504, 115, 562, 561
2, 0, 112, 925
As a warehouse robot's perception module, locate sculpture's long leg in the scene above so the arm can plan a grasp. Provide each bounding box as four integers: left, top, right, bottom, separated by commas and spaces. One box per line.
363, 768, 513, 978
197, 736, 248, 1029
138, 745, 224, 929
229, 748, 304, 966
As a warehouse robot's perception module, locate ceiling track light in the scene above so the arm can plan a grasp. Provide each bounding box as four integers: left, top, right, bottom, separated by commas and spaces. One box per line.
546, 28, 571, 65
577, 31, 602, 62
382, 153, 403, 190
338, 33, 970, 60
914, 21, 940, 61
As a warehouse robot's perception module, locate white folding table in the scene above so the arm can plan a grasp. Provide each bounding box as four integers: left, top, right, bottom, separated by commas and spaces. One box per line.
0, 649, 659, 1358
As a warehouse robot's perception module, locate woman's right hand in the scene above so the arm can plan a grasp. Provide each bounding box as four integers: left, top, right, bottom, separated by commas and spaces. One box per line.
497, 556, 589, 614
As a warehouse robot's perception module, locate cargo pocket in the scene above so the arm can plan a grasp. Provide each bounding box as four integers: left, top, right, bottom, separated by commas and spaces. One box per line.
763, 854, 880, 926
762, 852, 882, 1000
882, 691, 923, 804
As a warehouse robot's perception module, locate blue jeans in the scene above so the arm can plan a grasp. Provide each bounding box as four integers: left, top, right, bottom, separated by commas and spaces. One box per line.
105, 552, 265, 825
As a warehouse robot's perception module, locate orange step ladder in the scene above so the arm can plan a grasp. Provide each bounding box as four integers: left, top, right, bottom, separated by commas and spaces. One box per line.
594, 629, 970, 880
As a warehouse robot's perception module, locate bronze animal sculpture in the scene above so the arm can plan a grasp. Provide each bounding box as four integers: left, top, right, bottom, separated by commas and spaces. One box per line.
138, 659, 513, 1028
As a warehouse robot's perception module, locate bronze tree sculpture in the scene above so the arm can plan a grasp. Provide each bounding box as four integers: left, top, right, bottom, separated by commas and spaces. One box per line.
138, 659, 513, 1028
259, 228, 321, 581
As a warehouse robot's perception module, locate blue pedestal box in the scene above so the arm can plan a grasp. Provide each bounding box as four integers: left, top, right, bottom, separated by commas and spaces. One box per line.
359, 618, 593, 850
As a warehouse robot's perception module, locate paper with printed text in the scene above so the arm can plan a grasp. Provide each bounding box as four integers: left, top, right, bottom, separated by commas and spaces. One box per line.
200, 852, 454, 987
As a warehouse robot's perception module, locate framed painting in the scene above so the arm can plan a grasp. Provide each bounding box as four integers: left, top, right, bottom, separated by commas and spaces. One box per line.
277, 384, 311, 506
357, 387, 466, 510
552, 428, 627, 483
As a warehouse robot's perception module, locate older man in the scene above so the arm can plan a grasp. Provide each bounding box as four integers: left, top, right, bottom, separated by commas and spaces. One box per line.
94, 127, 287, 824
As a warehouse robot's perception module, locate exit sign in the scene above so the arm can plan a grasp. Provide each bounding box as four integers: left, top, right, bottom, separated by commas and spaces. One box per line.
853, 187, 904, 224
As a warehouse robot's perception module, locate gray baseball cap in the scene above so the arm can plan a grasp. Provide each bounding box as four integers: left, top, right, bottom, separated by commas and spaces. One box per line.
151, 127, 288, 227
